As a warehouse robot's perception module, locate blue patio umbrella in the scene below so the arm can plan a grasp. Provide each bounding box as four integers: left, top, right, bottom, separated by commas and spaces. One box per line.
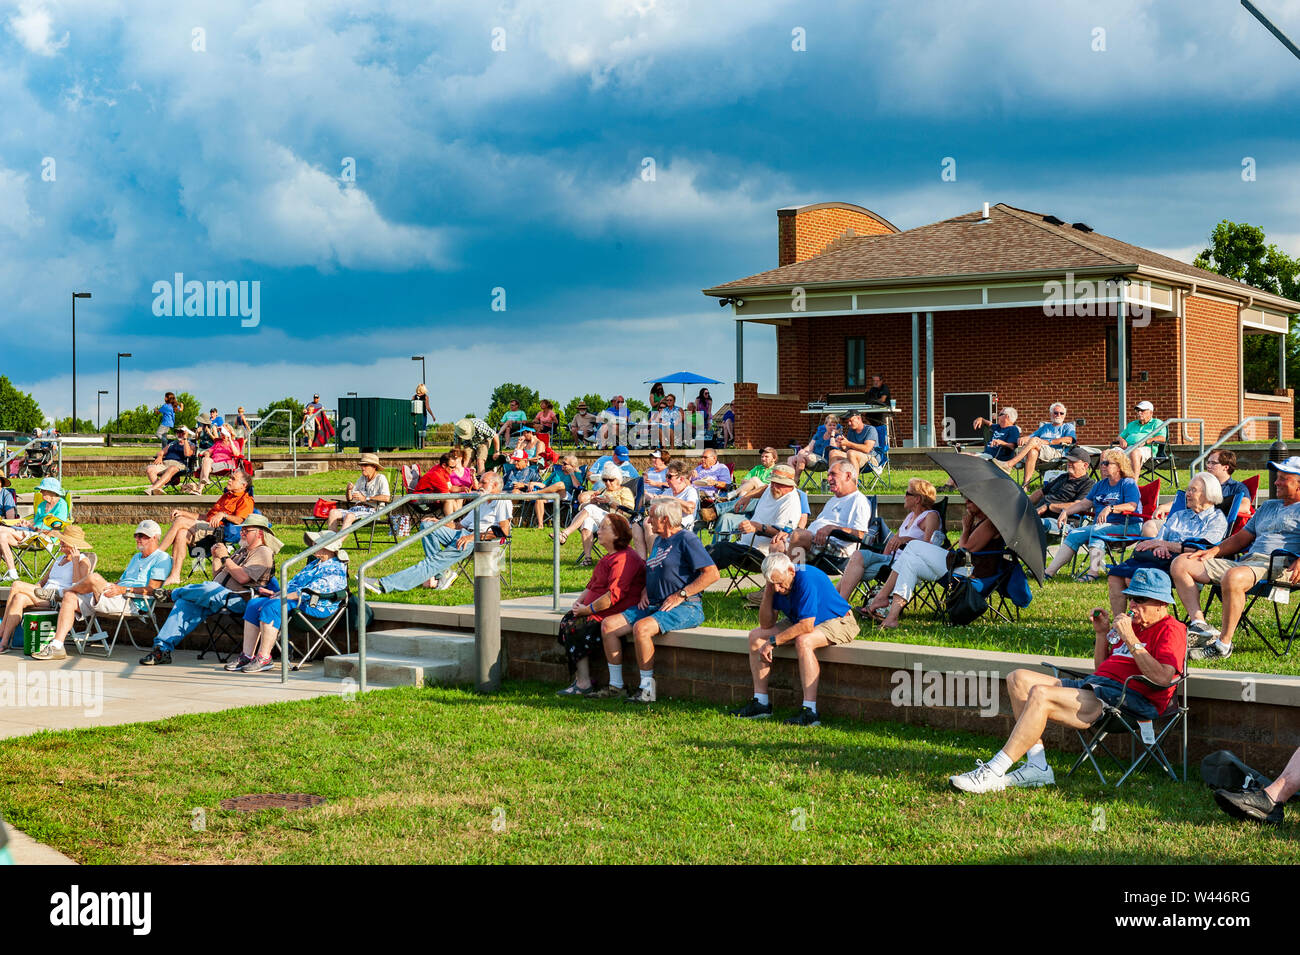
643, 371, 723, 403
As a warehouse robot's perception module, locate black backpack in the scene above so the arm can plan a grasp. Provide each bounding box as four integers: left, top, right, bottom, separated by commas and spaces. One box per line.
1200, 750, 1274, 793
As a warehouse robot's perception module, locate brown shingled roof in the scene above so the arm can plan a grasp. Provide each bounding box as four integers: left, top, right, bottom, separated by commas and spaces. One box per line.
704, 202, 1299, 311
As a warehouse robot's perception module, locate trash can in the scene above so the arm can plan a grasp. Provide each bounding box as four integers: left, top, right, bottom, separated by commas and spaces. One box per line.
335, 397, 422, 452
21, 610, 58, 655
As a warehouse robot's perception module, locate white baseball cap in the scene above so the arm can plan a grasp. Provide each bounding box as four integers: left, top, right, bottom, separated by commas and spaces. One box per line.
135, 519, 162, 538
1135, 400, 1154, 412
1269, 456, 1300, 475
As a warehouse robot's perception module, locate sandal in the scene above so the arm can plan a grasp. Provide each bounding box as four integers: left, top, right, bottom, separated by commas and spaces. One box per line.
1074, 572, 1100, 583
556, 682, 595, 697
576, 555, 593, 567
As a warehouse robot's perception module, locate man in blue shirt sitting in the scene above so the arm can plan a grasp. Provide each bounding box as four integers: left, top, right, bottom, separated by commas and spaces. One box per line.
999, 401, 1077, 488
731, 552, 858, 726
973, 407, 1021, 462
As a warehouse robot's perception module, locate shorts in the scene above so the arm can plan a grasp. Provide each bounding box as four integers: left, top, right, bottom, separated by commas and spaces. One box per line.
346, 505, 376, 518
1060, 674, 1160, 720
813, 611, 858, 646
76, 592, 132, 618
620, 598, 705, 635
798, 452, 825, 466
1199, 555, 1274, 587
1126, 445, 1153, 465
1036, 444, 1064, 463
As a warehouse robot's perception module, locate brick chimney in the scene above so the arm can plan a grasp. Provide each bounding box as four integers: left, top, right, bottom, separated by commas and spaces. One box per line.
777, 202, 900, 266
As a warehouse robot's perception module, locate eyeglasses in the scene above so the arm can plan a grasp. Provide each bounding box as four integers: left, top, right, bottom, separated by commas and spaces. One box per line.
603, 478, 616, 483
1052, 411, 1066, 417
903, 490, 916, 497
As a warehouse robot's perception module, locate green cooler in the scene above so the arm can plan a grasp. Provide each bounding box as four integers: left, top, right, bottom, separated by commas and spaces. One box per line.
20, 610, 58, 655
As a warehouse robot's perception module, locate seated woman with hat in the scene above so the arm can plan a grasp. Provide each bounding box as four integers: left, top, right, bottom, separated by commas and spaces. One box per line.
0, 477, 71, 582
0, 520, 93, 652
306, 453, 391, 545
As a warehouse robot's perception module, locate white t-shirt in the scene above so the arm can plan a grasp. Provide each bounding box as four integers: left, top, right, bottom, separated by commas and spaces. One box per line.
673, 484, 700, 530
743, 487, 804, 552
356, 472, 390, 501
809, 491, 873, 556
460, 499, 513, 535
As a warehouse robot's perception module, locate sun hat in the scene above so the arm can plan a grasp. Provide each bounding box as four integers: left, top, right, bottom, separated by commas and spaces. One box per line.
454, 418, 476, 442
1135, 400, 1154, 412
134, 519, 162, 538
35, 477, 67, 497
359, 452, 381, 468
601, 463, 623, 481
1268, 455, 1300, 475
239, 513, 283, 554
176, 425, 195, 436
1065, 446, 1092, 464
770, 464, 797, 487
1122, 567, 1174, 605
55, 524, 93, 550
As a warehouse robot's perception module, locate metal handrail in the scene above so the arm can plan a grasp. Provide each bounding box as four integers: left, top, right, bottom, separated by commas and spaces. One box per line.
291, 408, 335, 477
1143, 417, 1203, 482
1190, 416, 1283, 475
240, 407, 289, 448
276, 489, 562, 686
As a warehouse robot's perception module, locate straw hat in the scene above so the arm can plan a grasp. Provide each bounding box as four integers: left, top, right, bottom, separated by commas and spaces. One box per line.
239, 513, 284, 555
359, 452, 381, 468
56, 524, 94, 551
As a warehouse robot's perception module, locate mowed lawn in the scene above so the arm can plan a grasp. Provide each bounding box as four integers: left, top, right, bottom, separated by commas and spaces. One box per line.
1, 684, 1296, 865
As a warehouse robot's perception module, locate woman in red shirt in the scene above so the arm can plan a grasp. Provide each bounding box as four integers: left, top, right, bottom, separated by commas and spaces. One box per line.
556, 513, 647, 697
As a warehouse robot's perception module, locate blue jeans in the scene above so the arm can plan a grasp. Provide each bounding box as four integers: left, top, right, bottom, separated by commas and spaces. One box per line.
857, 550, 893, 583
1060, 674, 1160, 720
621, 599, 705, 635
1060, 522, 1133, 553
153, 582, 249, 651
380, 525, 468, 593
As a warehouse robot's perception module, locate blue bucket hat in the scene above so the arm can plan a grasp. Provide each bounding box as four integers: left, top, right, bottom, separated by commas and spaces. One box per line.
35, 477, 67, 497
1122, 567, 1174, 604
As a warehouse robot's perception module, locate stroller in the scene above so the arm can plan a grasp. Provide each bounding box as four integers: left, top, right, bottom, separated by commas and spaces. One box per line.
18, 432, 58, 479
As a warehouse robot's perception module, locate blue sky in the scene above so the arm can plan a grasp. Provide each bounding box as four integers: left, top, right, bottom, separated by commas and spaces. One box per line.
4, 0, 1300, 424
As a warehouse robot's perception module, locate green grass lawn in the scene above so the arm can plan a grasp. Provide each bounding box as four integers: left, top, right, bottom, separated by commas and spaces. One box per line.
0, 683, 1293, 864
24, 523, 1300, 676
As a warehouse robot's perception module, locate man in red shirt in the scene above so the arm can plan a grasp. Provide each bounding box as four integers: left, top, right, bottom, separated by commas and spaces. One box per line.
159, 468, 256, 586
950, 567, 1185, 794
413, 453, 456, 517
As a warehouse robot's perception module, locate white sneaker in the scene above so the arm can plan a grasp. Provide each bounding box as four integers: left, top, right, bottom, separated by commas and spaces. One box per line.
3, 568, 18, 582
436, 570, 459, 591
949, 761, 1008, 794
1005, 762, 1056, 788
361, 579, 382, 595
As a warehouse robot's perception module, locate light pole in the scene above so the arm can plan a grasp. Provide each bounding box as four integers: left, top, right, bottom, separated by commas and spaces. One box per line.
97, 390, 108, 431
72, 292, 92, 431
116, 352, 132, 427
411, 355, 425, 386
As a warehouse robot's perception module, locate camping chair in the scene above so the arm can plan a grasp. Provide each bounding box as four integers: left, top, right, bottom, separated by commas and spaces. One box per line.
1090, 479, 1163, 564
1140, 440, 1179, 490
159, 454, 200, 494
909, 497, 956, 616
453, 528, 514, 587
1044, 646, 1190, 786
968, 551, 1034, 624
72, 586, 161, 658
1229, 549, 1300, 658
202, 454, 254, 496
11, 495, 73, 580
279, 557, 352, 670
861, 425, 892, 492
1230, 475, 1259, 535
195, 604, 244, 662
807, 493, 891, 580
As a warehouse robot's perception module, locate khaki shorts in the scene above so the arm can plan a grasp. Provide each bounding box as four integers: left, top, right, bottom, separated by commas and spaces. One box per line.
1036, 444, 1064, 463
813, 611, 859, 646
1199, 555, 1274, 587
76, 592, 131, 618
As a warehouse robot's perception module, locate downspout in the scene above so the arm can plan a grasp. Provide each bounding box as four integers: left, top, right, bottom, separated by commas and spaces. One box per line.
1180, 283, 1194, 442
1242, 294, 1253, 429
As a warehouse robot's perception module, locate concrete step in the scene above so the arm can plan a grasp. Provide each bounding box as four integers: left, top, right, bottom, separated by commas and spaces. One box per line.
324, 651, 464, 687
368, 627, 474, 665
257, 460, 328, 476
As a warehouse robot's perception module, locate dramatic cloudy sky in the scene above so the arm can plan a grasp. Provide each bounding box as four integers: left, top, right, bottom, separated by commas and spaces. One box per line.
4, 0, 1300, 423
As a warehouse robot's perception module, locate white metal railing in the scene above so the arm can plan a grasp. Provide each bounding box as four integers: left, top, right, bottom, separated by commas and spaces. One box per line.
240, 407, 290, 448
290, 408, 335, 477
1190, 416, 1283, 475
1149, 417, 1203, 482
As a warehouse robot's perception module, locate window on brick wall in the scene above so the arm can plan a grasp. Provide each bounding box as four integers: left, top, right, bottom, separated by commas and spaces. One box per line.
846, 338, 867, 388
1105, 326, 1135, 382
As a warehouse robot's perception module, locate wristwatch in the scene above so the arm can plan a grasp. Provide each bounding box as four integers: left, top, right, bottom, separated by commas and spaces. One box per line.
769, 634, 777, 647
678, 589, 689, 599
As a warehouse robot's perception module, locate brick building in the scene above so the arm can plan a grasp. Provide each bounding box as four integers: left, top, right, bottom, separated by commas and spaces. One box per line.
704, 202, 1298, 450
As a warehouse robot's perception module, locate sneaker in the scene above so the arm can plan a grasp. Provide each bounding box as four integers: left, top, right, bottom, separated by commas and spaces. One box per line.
2, 568, 18, 582
241, 655, 274, 673
949, 760, 1008, 794
435, 570, 459, 591
224, 653, 252, 672
1214, 788, 1283, 825
588, 684, 626, 699
555, 682, 596, 697
362, 579, 382, 596
32, 585, 59, 601
31, 643, 67, 661
744, 590, 765, 608
150, 588, 174, 603
1187, 619, 1221, 645
783, 706, 821, 726
139, 648, 172, 666
1005, 762, 1056, 788
730, 697, 774, 719
623, 679, 656, 703
1190, 639, 1233, 661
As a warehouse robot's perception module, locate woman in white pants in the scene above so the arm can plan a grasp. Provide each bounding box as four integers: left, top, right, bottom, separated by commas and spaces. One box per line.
867, 500, 1002, 629
555, 463, 634, 566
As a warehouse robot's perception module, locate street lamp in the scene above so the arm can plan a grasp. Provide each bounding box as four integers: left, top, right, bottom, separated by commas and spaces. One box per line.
96, 390, 108, 431
72, 292, 92, 431
116, 352, 132, 426
411, 355, 425, 386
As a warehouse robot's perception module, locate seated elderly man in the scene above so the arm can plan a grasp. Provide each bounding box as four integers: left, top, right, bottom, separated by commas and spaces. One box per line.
568, 401, 599, 445
827, 411, 880, 475
1214, 745, 1300, 826
599, 498, 719, 703
691, 447, 732, 503
31, 521, 173, 661
306, 452, 390, 545
453, 416, 500, 474
1027, 446, 1094, 526
1115, 400, 1165, 475
141, 514, 280, 665
556, 464, 634, 565
731, 553, 858, 726
712, 463, 800, 548
1105, 471, 1226, 617
1169, 455, 1300, 661
632, 458, 697, 556
971, 407, 1020, 462
998, 402, 1077, 487
717, 447, 777, 518
656, 393, 683, 448
769, 461, 871, 575
366, 472, 512, 594
950, 568, 1186, 794
144, 426, 196, 494
158, 467, 255, 586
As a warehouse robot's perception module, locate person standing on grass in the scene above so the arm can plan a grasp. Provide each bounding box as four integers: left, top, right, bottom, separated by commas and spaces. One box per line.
556, 514, 647, 698
598, 498, 719, 703
731, 553, 857, 726
1215, 746, 1300, 826
949, 568, 1184, 794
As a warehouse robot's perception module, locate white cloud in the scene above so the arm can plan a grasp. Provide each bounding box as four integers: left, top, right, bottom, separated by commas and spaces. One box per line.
0, 167, 41, 236
8, 1, 68, 57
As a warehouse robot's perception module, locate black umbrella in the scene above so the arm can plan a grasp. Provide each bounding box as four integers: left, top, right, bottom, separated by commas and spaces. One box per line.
927, 452, 1049, 583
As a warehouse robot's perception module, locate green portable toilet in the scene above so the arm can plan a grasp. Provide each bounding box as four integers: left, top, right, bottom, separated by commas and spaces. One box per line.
335, 397, 422, 451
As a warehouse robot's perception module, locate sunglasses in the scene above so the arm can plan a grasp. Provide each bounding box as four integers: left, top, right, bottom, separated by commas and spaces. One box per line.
603, 478, 617, 483
1052, 411, 1066, 416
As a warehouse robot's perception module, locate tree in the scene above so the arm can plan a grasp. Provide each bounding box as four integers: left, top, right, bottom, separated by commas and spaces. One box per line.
485, 382, 540, 428
53, 416, 93, 433
254, 397, 305, 440
625, 398, 650, 416
1194, 221, 1300, 397
563, 393, 604, 422
0, 376, 44, 433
